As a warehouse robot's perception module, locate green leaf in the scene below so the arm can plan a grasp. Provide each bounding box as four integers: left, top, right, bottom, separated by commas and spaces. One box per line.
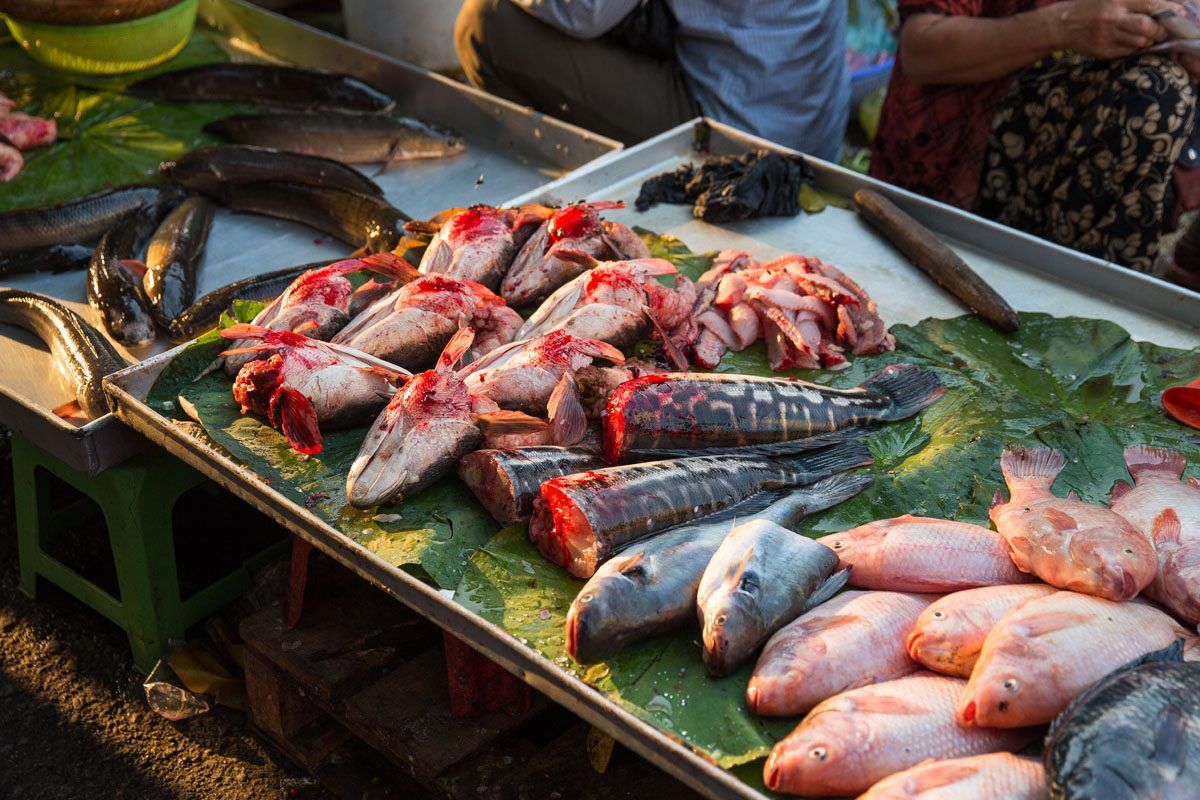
0, 33, 250, 211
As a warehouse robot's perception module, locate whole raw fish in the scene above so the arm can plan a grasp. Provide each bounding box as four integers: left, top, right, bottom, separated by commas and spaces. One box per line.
411, 205, 549, 291
857, 753, 1046, 800
958, 590, 1190, 728
764, 672, 1035, 797
500, 201, 650, 307
816, 516, 1034, 592
748, 590, 934, 716
906, 584, 1056, 678
345, 328, 542, 508
0, 184, 183, 255
458, 446, 607, 525
87, 210, 160, 348
143, 195, 215, 328
990, 446, 1157, 601
1111, 445, 1200, 624
161, 144, 384, 198
1044, 641, 1200, 800
698, 519, 847, 676
332, 273, 522, 370
515, 258, 697, 366
220, 324, 407, 455
602, 364, 944, 463
529, 443, 872, 578
224, 253, 418, 375
566, 474, 872, 664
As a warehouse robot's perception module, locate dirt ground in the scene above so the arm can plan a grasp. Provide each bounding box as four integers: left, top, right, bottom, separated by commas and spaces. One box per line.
0, 433, 331, 800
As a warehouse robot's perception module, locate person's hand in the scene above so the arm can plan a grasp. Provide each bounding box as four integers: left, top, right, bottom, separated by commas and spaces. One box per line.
1052, 0, 1183, 58
1177, 52, 1200, 80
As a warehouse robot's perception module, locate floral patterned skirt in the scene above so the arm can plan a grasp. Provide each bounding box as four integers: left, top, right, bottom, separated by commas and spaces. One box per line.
976, 54, 1196, 273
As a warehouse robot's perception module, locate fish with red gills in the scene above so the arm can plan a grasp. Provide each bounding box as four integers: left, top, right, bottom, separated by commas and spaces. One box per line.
410, 204, 551, 290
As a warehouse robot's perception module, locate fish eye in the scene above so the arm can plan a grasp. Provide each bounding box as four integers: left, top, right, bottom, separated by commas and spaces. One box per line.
808, 746, 828, 762
830, 540, 844, 549
932, 610, 945, 619
1002, 678, 1020, 693
1123, 548, 1133, 555
580, 593, 594, 603
715, 614, 728, 626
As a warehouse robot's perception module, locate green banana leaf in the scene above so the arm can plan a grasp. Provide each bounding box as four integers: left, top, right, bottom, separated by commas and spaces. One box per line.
0, 32, 246, 211
149, 231, 1200, 787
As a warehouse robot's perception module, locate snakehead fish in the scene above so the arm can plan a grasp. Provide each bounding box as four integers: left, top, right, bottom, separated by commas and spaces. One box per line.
602, 363, 945, 463
161, 144, 384, 198
143, 196, 215, 328
458, 446, 608, 525
529, 443, 872, 578
0, 184, 184, 255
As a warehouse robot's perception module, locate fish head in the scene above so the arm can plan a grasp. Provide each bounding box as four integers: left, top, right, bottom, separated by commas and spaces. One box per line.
345, 370, 480, 508
701, 584, 764, 677
1066, 525, 1157, 601
959, 661, 1042, 728
232, 355, 285, 417
393, 119, 468, 159
547, 204, 604, 244
763, 709, 870, 795
105, 305, 156, 349
565, 552, 655, 663
272, 303, 351, 341
819, 524, 887, 569
906, 600, 990, 676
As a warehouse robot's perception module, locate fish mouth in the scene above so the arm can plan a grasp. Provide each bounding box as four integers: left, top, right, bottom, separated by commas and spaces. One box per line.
565, 612, 581, 661
745, 680, 761, 713
960, 698, 977, 724
346, 452, 410, 509
762, 749, 785, 791
905, 630, 926, 659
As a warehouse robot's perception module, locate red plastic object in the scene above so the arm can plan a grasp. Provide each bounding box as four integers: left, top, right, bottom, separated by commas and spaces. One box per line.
443, 632, 532, 717
1163, 377, 1200, 431
283, 538, 314, 628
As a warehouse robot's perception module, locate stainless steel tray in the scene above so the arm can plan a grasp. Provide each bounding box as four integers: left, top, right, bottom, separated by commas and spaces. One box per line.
0, 0, 619, 476
103, 119, 1198, 800
511, 119, 1200, 346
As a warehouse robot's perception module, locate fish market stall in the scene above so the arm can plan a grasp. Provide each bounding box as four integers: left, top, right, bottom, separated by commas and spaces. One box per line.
104, 118, 1200, 799
0, 0, 619, 475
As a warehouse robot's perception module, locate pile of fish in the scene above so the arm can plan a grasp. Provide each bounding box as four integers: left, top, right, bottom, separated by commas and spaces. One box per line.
691, 249, 893, 370
662, 442, 1199, 798
0, 89, 57, 182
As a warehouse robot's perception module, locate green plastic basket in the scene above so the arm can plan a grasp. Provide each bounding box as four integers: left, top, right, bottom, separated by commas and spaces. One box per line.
2, 0, 198, 75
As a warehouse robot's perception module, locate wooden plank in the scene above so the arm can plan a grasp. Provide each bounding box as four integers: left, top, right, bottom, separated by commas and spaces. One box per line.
240, 575, 438, 705
243, 646, 323, 741
338, 647, 548, 788
312, 736, 436, 800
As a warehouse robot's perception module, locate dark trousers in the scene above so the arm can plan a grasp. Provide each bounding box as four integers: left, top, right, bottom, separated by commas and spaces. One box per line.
454, 0, 699, 144
976, 53, 1197, 273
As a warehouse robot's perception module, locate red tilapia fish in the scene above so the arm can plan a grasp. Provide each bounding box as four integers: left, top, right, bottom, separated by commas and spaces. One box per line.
990, 447, 1157, 601
1111, 445, 1200, 623
516, 257, 696, 366
764, 672, 1036, 797
691, 249, 893, 371
220, 324, 408, 455
816, 516, 1034, 592
345, 328, 543, 508
500, 201, 651, 307
224, 253, 417, 375
529, 443, 872, 578
602, 363, 944, 463
462, 329, 625, 446
332, 273, 522, 370
409, 204, 551, 290
857, 753, 1046, 800
958, 590, 1190, 728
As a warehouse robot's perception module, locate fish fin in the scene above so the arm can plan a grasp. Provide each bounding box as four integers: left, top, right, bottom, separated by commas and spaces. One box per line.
554, 249, 600, 269
1066, 489, 1080, 501
120, 258, 148, 280
858, 364, 945, 422
52, 400, 86, 420
796, 613, 861, 636
548, 374, 587, 446
730, 545, 757, 592
1125, 444, 1187, 481
511, 203, 556, 230
847, 695, 924, 715
639, 305, 689, 371
294, 320, 320, 336
360, 252, 421, 284
476, 410, 547, 435
991, 489, 1007, 508
1018, 610, 1093, 638
1004, 537, 1033, 571
217, 344, 274, 357
1043, 507, 1078, 533
219, 323, 273, 342
438, 327, 476, 372
1189, 475, 1200, 490
1000, 446, 1065, 488
1151, 703, 1189, 779
270, 387, 323, 456
686, 489, 794, 529
1153, 508, 1183, 545
1128, 640, 1187, 668
804, 567, 850, 611
1110, 479, 1133, 505
575, 337, 626, 365
356, 365, 407, 386
615, 551, 647, 578
783, 442, 873, 479
903, 763, 979, 793
585, 200, 625, 212
402, 218, 442, 236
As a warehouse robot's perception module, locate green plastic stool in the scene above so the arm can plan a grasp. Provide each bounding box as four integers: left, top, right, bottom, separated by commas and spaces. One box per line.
12, 433, 284, 673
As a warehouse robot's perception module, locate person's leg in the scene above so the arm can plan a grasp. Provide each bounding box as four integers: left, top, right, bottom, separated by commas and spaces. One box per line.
455, 0, 697, 143
977, 54, 1196, 272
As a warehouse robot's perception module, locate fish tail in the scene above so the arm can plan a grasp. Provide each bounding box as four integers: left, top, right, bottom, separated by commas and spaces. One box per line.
860, 364, 945, 421
1000, 446, 1064, 488
1124, 444, 1187, 482
784, 442, 872, 482
782, 473, 874, 519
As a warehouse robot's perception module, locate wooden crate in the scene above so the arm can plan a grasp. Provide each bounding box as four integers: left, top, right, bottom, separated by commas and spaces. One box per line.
241, 556, 704, 800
